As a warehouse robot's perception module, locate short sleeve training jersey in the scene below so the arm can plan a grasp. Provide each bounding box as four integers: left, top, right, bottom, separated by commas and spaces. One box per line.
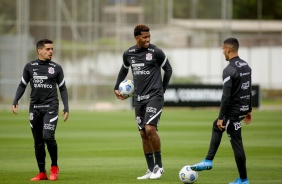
218, 56, 252, 120
18, 59, 67, 106
122, 44, 172, 105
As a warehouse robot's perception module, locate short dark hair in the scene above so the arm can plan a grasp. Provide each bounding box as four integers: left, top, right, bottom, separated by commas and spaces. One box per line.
223, 37, 239, 52
36, 39, 53, 50
134, 24, 150, 37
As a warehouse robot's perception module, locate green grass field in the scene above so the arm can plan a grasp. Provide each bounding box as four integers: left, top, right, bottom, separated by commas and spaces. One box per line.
0, 108, 282, 184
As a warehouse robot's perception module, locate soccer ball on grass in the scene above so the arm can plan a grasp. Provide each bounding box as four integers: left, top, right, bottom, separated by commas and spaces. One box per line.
179, 165, 198, 184
118, 79, 134, 97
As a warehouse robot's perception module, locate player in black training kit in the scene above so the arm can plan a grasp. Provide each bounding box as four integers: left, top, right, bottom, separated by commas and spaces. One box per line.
12, 39, 69, 181
191, 38, 252, 184
114, 24, 172, 180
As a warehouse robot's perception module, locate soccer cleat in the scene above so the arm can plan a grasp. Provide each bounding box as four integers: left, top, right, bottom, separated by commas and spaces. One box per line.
30, 172, 48, 181
149, 165, 164, 179
190, 159, 213, 171
229, 178, 250, 184
49, 166, 59, 181
137, 169, 152, 180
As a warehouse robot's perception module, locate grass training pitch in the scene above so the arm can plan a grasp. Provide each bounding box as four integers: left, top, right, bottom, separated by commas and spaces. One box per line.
0, 108, 281, 184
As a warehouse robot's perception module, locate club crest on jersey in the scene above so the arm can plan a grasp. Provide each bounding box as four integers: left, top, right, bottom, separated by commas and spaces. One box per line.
48, 67, 55, 74
146, 53, 152, 61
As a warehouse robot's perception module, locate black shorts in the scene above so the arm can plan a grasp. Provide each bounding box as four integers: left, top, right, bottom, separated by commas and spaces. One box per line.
134, 100, 164, 130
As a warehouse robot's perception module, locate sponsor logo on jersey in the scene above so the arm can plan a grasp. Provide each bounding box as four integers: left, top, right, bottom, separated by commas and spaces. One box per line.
48, 67, 55, 74
34, 83, 53, 88
34, 105, 50, 108
133, 70, 150, 75
240, 95, 250, 99
235, 61, 248, 68
132, 63, 144, 67
33, 69, 38, 71
240, 72, 250, 77
148, 48, 155, 52
137, 94, 150, 101
49, 63, 56, 67
146, 107, 157, 113
240, 105, 249, 111
241, 81, 249, 90
146, 53, 152, 61
132, 63, 150, 75
33, 76, 52, 88
31, 63, 38, 65
129, 49, 135, 52
33, 76, 48, 80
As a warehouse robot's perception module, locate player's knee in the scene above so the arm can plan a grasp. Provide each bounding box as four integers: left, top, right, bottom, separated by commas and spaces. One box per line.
140, 130, 149, 139
145, 125, 156, 137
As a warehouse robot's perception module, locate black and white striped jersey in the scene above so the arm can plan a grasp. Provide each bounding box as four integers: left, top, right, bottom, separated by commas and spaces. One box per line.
13, 59, 69, 112
218, 56, 252, 120
114, 44, 172, 105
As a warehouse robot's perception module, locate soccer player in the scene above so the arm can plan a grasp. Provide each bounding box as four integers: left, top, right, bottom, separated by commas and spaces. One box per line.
12, 39, 69, 181
190, 38, 252, 184
114, 24, 172, 180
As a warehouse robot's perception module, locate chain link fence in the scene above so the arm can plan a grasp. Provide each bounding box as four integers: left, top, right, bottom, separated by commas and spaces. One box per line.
0, 0, 281, 110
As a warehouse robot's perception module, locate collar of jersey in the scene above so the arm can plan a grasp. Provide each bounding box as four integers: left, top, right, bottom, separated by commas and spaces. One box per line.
37, 59, 51, 64
229, 56, 240, 62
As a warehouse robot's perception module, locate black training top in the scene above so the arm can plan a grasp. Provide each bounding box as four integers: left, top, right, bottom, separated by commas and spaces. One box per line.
114, 44, 172, 105
13, 59, 69, 112
218, 56, 252, 120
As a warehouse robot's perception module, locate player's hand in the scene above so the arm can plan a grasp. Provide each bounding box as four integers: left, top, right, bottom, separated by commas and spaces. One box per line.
12, 105, 18, 114
217, 119, 225, 131
62, 111, 69, 122
114, 90, 127, 100
244, 112, 252, 125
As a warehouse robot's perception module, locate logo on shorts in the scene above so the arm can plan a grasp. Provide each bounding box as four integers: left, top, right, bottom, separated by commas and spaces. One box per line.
44, 123, 55, 131
234, 122, 242, 130
146, 107, 157, 114
136, 116, 141, 125
29, 113, 34, 121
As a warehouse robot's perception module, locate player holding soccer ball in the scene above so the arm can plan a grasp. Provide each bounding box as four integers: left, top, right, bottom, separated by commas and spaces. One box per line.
190, 38, 252, 184
114, 24, 172, 180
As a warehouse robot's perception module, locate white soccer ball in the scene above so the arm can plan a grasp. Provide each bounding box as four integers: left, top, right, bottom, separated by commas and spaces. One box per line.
118, 79, 134, 97
179, 165, 198, 184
